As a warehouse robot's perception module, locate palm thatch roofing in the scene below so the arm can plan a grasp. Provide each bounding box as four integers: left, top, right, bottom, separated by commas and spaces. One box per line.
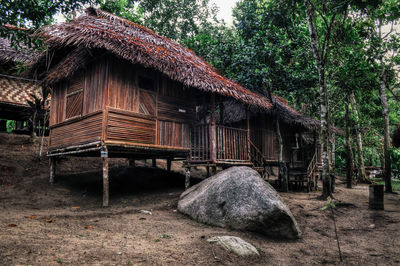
35, 7, 340, 134
36, 7, 271, 110
0, 32, 39, 66
393, 124, 400, 148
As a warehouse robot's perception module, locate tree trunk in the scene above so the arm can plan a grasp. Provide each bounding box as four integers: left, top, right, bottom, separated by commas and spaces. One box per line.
276, 119, 288, 192
350, 93, 367, 182
345, 101, 354, 188
305, 0, 331, 198
379, 72, 392, 193
31, 111, 37, 140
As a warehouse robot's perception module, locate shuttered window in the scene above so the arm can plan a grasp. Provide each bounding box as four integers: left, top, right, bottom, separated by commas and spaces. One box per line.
65, 73, 84, 119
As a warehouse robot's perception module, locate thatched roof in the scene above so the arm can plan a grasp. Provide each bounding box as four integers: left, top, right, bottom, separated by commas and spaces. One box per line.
0, 36, 39, 66
35, 7, 341, 134
36, 7, 271, 110
393, 124, 400, 148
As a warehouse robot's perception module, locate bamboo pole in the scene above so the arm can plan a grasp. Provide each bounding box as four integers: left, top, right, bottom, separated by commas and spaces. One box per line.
49, 157, 56, 184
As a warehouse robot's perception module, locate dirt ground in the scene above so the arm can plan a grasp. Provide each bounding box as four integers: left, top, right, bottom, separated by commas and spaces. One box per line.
0, 133, 399, 265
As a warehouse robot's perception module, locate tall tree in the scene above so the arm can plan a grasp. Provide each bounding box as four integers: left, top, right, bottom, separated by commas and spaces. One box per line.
100, 0, 219, 42
303, 0, 342, 198
365, 0, 400, 192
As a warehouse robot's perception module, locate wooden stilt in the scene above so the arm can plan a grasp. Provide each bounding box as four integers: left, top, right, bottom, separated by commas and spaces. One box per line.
129, 158, 135, 167
49, 157, 56, 184
167, 159, 171, 172
206, 166, 210, 177
152, 158, 156, 168
185, 167, 191, 190
102, 148, 109, 207
211, 166, 217, 175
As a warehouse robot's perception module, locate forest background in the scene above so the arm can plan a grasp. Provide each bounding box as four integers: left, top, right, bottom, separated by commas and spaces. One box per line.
1, 0, 399, 193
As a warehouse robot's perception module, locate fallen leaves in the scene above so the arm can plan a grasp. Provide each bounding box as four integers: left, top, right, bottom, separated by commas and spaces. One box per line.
85, 225, 93, 229
8, 224, 17, 227
71, 206, 80, 210
27, 215, 36, 219
45, 218, 53, 223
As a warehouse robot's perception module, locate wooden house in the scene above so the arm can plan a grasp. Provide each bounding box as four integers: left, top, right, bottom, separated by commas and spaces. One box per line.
0, 36, 42, 131
35, 8, 328, 206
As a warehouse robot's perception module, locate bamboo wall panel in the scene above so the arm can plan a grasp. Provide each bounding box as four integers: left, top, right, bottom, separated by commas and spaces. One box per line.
158, 95, 195, 121
65, 91, 83, 119
251, 128, 278, 161
139, 91, 156, 116
158, 120, 190, 148
49, 111, 102, 149
106, 109, 156, 144
281, 123, 294, 162
83, 58, 107, 114
107, 58, 137, 112
49, 83, 66, 126
67, 72, 84, 94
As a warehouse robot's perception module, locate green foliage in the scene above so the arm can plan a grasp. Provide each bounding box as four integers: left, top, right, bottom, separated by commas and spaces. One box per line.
99, 0, 220, 42
6, 120, 15, 133
0, 0, 96, 47
320, 197, 337, 210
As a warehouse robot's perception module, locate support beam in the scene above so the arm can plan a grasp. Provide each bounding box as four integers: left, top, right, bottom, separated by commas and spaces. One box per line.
129, 158, 135, 167
152, 158, 156, 168
49, 157, 56, 184
206, 166, 210, 177
246, 107, 251, 161
102, 148, 109, 207
185, 167, 191, 190
209, 93, 217, 162
167, 159, 171, 172
211, 166, 217, 175
276, 119, 288, 192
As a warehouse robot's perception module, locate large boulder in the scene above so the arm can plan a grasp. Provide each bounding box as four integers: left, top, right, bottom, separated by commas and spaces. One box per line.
178, 166, 301, 239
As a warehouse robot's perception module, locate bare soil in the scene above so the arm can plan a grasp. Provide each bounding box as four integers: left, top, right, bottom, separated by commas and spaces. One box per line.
0, 133, 399, 265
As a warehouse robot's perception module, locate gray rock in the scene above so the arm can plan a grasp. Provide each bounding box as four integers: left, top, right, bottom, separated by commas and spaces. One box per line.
207, 236, 259, 256
178, 166, 301, 239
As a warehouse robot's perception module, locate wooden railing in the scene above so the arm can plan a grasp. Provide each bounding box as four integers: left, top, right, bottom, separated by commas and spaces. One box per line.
216, 125, 249, 161
190, 124, 210, 161
249, 140, 265, 167
307, 152, 317, 179
189, 124, 249, 162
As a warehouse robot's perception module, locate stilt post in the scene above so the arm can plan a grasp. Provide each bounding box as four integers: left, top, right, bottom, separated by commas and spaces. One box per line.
209, 93, 217, 162
206, 166, 210, 177
102, 147, 109, 207
129, 158, 135, 167
152, 158, 156, 168
211, 165, 217, 175
185, 167, 191, 190
167, 159, 172, 172
49, 157, 56, 184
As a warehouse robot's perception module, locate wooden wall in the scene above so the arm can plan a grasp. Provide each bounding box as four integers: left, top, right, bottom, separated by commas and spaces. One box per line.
106, 108, 156, 144
49, 111, 102, 149
249, 116, 299, 162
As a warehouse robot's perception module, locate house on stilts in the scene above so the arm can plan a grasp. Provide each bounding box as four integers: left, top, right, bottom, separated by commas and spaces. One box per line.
34, 8, 334, 206
0, 35, 42, 133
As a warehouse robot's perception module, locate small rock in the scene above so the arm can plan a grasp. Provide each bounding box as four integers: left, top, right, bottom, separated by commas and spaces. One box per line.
139, 210, 152, 215
369, 224, 375, 229
117, 252, 122, 255
207, 236, 259, 257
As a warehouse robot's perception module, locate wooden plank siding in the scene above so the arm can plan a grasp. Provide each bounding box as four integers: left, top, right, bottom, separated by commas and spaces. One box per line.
106, 108, 156, 145
49, 56, 196, 152
49, 111, 102, 149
